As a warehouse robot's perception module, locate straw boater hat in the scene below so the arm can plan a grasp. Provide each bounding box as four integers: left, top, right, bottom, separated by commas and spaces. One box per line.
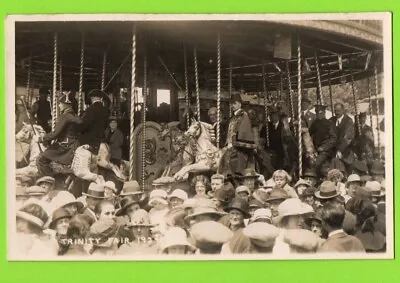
16, 200, 49, 230
51, 191, 84, 211
104, 181, 117, 193
25, 185, 48, 197
250, 208, 272, 224
190, 221, 233, 251
314, 181, 339, 200
366, 181, 385, 197
161, 227, 195, 253
49, 207, 72, 230
82, 183, 106, 199
224, 197, 251, 219
149, 189, 168, 206
168, 189, 188, 202
294, 179, 311, 190
127, 209, 154, 227
346, 174, 361, 186
115, 195, 139, 217
35, 176, 55, 187
120, 181, 143, 196
240, 168, 260, 179
273, 198, 314, 224
243, 222, 280, 248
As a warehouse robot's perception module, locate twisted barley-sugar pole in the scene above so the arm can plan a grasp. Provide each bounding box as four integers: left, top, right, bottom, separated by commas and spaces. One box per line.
142, 54, 147, 190
56, 59, 62, 121
52, 32, 58, 131
216, 34, 221, 148
229, 61, 233, 118
374, 66, 381, 161
262, 64, 270, 147
366, 76, 375, 143
350, 73, 361, 137
183, 44, 190, 128
285, 61, 295, 122
101, 51, 107, 91
129, 25, 137, 181
328, 70, 334, 114
297, 38, 303, 177
25, 56, 31, 107
78, 33, 85, 117
194, 47, 200, 121
315, 53, 323, 105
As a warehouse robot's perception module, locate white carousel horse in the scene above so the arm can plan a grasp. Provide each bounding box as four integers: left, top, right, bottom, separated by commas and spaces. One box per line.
173, 120, 226, 181
15, 122, 104, 183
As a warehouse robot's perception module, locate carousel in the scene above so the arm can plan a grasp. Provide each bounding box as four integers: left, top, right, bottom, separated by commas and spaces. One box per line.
14, 20, 384, 196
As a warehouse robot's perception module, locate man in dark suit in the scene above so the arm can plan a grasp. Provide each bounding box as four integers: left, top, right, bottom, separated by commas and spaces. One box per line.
330, 103, 355, 166
30, 88, 52, 133
309, 104, 337, 178
353, 112, 375, 165
77, 89, 109, 155
318, 202, 365, 253
301, 95, 316, 129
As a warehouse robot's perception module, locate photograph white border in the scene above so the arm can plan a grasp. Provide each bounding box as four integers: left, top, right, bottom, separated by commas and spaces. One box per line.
5, 12, 393, 261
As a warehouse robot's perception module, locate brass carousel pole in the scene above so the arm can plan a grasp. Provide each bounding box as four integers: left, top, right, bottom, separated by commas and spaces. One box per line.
51, 33, 58, 131
129, 25, 137, 181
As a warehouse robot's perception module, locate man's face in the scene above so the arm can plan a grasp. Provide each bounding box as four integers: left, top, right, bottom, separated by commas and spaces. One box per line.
270, 113, 279, 123
304, 177, 317, 187
104, 188, 115, 200
285, 214, 306, 230
274, 176, 286, 188
269, 200, 283, 217
334, 104, 344, 117
64, 204, 79, 216
303, 195, 315, 207
347, 183, 360, 197
56, 217, 70, 235
38, 182, 53, 193
231, 101, 241, 112
211, 179, 223, 192
208, 110, 218, 124
316, 111, 326, 120
236, 191, 249, 202
229, 209, 244, 227
109, 120, 118, 131
86, 197, 100, 211
195, 181, 206, 195
170, 197, 184, 209
98, 203, 116, 221
359, 116, 367, 125
243, 178, 256, 191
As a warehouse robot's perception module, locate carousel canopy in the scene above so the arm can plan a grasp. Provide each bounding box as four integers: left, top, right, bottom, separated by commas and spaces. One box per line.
15, 20, 383, 93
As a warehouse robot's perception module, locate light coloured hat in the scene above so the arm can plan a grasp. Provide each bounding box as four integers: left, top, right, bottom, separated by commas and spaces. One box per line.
35, 176, 55, 186
185, 206, 227, 221
346, 174, 361, 185
26, 185, 47, 196
17, 199, 50, 229
236, 185, 250, 195
190, 221, 233, 245
51, 191, 84, 211
82, 182, 106, 199
104, 181, 117, 193
293, 179, 311, 190
242, 222, 280, 248
161, 227, 195, 252
251, 208, 272, 223
262, 178, 276, 189
211, 173, 224, 180
366, 181, 385, 197
168, 189, 188, 201
179, 198, 198, 209
283, 229, 320, 252
120, 180, 143, 196
314, 181, 339, 199
274, 198, 314, 224
149, 189, 168, 206
128, 209, 154, 227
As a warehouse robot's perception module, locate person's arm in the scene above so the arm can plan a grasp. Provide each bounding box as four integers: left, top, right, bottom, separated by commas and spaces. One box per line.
337, 118, 355, 153
318, 122, 337, 152
39, 115, 68, 143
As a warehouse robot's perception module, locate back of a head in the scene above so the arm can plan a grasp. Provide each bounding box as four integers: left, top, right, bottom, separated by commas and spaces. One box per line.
357, 201, 378, 233
321, 202, 345, 230
67, 214, 93, 239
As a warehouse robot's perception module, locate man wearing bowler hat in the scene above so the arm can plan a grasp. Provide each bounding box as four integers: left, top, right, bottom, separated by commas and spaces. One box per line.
35, 92, 81, 176
77, 89, 109, 155
309, 104, 337, 178
222, 93, 256, 178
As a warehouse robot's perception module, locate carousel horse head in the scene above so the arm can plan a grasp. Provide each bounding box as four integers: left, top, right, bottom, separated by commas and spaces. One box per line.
16, 122, 45, 143
185, 119, 215, 141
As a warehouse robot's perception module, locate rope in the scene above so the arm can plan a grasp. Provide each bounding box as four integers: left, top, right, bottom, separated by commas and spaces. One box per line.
297, 38, 303, 177
285, 61, 294, 121
129, 25, 136, 181
374, 66, 381, 160
194, 47, 200, 121
350, 73, 361, 137
183, 44, 190, 128
262, 64, 270, 147
142, 54, 147, 190
315, 53, 323, 105
328, 70, 334, 114
101, 51, 107, 91
366, 76, 375, 143
25, 56, 31, 107
229, 61, 232, 118
52, 32, 58, 131
216, 34, 221, 148
78, 33, 85, 117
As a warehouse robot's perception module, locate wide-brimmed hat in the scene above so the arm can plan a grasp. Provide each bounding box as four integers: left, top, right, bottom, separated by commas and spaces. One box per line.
266, 188, 289, 202
314, 104, 328, 113
236, 185, 250, 195
302, 168, 317, 178
185, 206, 227, 221
240, 168, 260, 179
168, 189, 188, 202
89, 218, 118, 245
370, 160, 385, 175
161, 227, 195, 252
49, 207, 72, 230
353, 159, 369, 173
25, 185, 47, 196
108, 116, 118, 122
127, 209, 154, 227
249, 199, 264, 209
16, 200, 49, 229
252, 188, 269, 204
346, 174, 361, 185
82, 183, 105, 199
51, 191, 84, 212
104, 181, 117, 193
243, 222, 279, 248
314, 181, 339, 199
35, 176, 55, 186
115, 195, 139, 216
149, 189, 168, 206
273, 198, 314, 224
224, 197, 251, 219
304, 212, 323, 227
190, 221, 233, 249
250, 208, 272, 224
212, 188, 235, 204
294, 179, 311, 190
283, 229, 320, 252
211, 173, 224, 181
120, 181, 143, 196
366, 181, 385, 197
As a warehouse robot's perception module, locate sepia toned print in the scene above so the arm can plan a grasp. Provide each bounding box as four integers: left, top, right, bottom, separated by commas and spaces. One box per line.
6, 13, 393, 260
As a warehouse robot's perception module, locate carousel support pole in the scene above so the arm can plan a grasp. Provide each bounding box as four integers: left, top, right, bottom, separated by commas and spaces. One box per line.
366, 76, 375, 143
279, 72, 283, 101
216, 34, 221, 147
101, 51, 107, 91
229, 61, 233, 118
285, 61, 295, 123
183, 44, 190, 128
328, 70, 334, 114
78, 33, 85, 117
51, 32, 58, 131
350, 73, 361, 137
57, 59, 62, 121
374, 66, 381, 160
297, 38, 303, 177
25, 56, 31, 107
129, 25, 137, 182
194, 47, 201, 121
142, 53, 147, 190
262, 64, 270, 147
315, 53, 323, 105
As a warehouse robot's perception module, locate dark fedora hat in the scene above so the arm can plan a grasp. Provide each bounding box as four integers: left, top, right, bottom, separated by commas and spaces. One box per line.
231, 93, 242, 104
49, 207, 72, 230
314, 104, 328, 113
240, 168, 260, 179
266, 188, 289, 202
370, 160, 385, 175
224, 197, 251, 219
352, 159, 369, 173
213, 188, 235, 204
302, 168, 317, 178
115, 195, 139, 217
314, 181, 339, 200
109, 116, 118, 122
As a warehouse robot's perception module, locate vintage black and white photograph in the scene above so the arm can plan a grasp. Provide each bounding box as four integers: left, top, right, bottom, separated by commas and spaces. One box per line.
6, 13, 393, 260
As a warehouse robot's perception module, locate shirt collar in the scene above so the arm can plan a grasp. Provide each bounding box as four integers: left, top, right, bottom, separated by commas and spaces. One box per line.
234, 109, 242, 116
337, 115, 344, 124
328, 229, 344, 238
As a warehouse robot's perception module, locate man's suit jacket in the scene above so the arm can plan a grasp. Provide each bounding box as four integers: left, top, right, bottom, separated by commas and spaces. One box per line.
317, 231, 365, 253
330, 115, 355, 155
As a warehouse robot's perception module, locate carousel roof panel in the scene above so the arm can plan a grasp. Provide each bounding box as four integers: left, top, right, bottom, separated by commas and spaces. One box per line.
15, 20, 383, 92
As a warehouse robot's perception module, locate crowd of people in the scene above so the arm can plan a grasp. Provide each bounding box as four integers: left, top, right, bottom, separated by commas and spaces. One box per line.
14, 87, 387, 257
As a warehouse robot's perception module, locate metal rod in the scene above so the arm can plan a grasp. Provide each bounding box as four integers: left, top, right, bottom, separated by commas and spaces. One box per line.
216, 34, 221, 148
129, 25, 137, 181
194, 47, 201, 121
78, 33, 85, 117
52, 32, 58, 131
297, 37, 303, 177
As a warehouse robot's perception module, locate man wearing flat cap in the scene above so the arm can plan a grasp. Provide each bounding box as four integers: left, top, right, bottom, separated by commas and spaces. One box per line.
35, 92, 81, 176
309, 104, 337, 179
77, 89, 109, 155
